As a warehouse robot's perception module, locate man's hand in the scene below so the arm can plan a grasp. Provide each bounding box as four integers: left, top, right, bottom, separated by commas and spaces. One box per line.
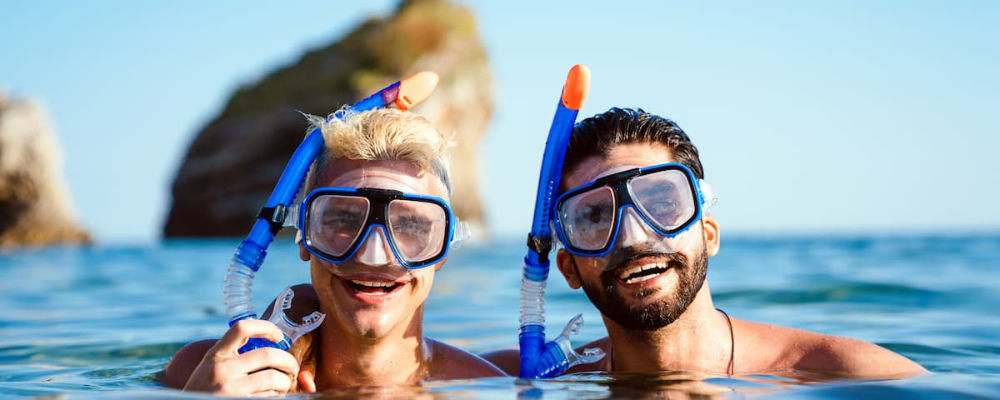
183, 319, 300, 396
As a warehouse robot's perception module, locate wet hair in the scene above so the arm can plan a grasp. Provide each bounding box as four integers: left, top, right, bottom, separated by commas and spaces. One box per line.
303, 108, 452, 195
561, 107, 704, 190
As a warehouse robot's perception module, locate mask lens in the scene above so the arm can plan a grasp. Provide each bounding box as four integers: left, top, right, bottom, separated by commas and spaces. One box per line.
560, 186, 616, 251
388, 199, 447, 263
307, 195, 370, 257
630, 169, 696, 231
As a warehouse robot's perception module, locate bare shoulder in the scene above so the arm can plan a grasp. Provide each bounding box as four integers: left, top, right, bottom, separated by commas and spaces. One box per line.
162, 339, 217, 388
428, 339, 508, 379
737, 319, 927, 378
479, 346, 520, 376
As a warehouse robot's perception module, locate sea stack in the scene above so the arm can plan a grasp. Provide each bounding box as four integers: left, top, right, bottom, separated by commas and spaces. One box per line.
0, 92, 92, 247
164, 0, 492, 238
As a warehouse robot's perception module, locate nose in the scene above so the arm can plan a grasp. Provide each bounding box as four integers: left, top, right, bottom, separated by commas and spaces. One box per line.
356, 226, 395, 266
617, 207, 655, 248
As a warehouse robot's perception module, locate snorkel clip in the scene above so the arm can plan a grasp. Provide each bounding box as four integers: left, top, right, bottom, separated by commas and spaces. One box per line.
257, 205, 289, 235
526, 234, 553, 263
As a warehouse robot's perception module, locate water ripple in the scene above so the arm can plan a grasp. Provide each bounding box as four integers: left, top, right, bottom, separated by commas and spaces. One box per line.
0, 236, 998, 398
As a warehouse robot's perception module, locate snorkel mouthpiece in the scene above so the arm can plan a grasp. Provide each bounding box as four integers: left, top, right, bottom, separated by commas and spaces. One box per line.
519, 65, 605, 378
225, 72, 438, 354
239, 287, 326, 352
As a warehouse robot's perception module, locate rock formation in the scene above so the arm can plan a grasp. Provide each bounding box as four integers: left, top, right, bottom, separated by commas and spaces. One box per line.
0, 92, 92, 247
164, 0, 492, 238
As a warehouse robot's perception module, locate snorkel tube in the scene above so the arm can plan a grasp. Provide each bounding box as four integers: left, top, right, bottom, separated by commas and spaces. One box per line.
223, 72, 439, 353
519, 65, 605, 378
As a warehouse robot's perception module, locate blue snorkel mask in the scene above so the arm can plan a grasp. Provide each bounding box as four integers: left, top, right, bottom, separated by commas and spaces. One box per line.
554, 162, 717, 263
294, 186, 469, 269
223, 72, 440, 353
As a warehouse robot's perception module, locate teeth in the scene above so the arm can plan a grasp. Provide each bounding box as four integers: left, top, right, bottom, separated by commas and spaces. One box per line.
619, 262, 669, 283
350, 280, 396, 288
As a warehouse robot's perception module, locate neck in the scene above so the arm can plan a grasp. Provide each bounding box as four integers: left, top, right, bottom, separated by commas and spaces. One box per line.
603, 283, 733, 374
315, 309, 430, 388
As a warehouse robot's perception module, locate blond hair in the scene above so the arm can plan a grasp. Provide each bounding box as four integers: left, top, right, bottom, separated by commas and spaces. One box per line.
304, 108, 452, 194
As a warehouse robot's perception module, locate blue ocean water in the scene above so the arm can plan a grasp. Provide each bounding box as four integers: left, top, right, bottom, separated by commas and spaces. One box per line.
1, 234, 998, 399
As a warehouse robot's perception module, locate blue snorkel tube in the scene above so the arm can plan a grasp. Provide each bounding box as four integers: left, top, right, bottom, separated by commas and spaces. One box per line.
519, 65, 605, 378
223, 72, 440, 353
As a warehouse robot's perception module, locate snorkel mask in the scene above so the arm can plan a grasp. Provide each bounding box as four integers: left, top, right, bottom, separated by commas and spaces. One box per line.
223, 72, 439, 353
294, 187, 469, 269
553, 162, 717, 266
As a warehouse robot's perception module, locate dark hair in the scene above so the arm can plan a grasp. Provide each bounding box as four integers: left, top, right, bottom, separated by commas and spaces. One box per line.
561, 107, 704, 190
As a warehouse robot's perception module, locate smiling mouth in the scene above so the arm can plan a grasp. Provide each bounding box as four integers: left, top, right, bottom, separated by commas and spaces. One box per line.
345, 279, 404, 295
618, 261, 673, 284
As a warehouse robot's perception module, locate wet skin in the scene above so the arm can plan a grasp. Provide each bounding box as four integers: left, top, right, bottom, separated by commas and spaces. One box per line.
164, 159, 503, 396
482, 142, 926, 379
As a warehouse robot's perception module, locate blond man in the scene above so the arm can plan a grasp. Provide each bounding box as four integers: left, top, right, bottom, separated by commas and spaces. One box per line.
165, 109, 503, 395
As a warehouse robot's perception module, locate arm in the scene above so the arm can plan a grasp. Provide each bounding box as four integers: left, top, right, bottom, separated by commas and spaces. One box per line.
163, 339, 216, 389
429, 340, 508, 379
793, 335, 927, 379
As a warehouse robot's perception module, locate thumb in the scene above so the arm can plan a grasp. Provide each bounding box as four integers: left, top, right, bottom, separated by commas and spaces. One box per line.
215, 319, 284, 356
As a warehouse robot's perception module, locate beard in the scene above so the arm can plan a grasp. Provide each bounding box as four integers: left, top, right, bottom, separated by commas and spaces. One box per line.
577, 245, 708, 331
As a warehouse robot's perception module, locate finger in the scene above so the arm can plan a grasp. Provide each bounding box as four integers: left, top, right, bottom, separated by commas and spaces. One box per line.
240, 347, 300, 377
298, 368, 317, 393
243, 368, 293, 395
214, 319, 284, 355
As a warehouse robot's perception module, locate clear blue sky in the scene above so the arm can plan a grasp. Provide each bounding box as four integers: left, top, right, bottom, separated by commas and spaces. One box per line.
2, 1, 998, 243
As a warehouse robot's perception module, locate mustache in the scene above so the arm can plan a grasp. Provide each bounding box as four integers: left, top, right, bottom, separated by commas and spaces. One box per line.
603, 245, 688, 276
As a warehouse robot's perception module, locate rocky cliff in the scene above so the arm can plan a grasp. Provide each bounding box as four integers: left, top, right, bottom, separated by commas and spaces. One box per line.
164, 0, 492, 238
0, 93, 92, 247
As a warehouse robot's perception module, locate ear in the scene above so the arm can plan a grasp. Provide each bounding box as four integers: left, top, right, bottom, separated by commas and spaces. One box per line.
556, 249, 582, 289
299, 242, 311, 261
702, 213, 721, 257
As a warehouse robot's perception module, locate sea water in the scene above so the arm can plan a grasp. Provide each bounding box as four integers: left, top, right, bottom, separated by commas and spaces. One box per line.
1, 234, 998, 399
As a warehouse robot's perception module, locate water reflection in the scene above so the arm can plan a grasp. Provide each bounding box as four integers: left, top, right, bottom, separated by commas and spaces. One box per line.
308, 384, 432, 399
509, 370, 857, 399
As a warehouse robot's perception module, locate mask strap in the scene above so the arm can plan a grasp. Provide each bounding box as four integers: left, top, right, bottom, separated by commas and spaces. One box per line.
451, 220, 472, 249
284, 204, 303, 244
284, 204, 300, 229
699, 180, 718, 209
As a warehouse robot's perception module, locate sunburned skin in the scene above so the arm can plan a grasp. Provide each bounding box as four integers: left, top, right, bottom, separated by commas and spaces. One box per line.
482, 142, 926, 380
